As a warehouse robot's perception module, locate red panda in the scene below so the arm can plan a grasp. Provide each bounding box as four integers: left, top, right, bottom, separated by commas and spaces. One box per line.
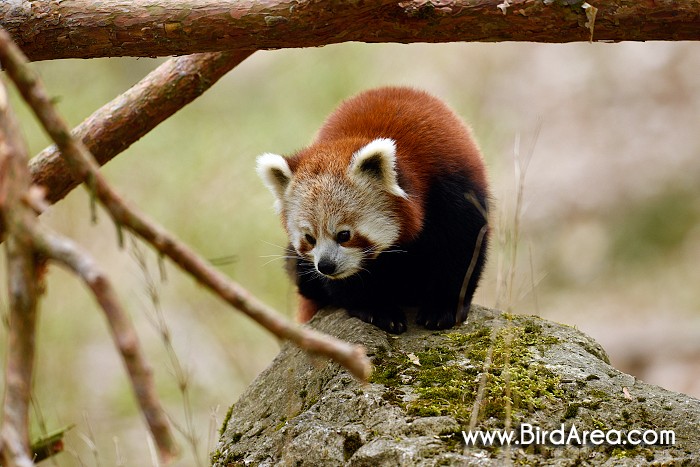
257, 87, 489, 334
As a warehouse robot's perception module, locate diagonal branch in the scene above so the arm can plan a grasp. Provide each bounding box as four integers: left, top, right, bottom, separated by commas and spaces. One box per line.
0, 50, 252, 243
0, 27, 372, 382
2, 0, 700, 62
30, 50, 253, 205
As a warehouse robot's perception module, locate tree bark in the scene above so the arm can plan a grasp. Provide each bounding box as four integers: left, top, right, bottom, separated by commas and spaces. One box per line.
1, 34, 180, 462
1, 0, 699, 62
0, 27, 372, 383
30, 50, 252, 205
0, 75, 40, 467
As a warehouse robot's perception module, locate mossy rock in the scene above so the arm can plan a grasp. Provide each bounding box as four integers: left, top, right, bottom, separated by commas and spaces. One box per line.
213, 306, 700, 466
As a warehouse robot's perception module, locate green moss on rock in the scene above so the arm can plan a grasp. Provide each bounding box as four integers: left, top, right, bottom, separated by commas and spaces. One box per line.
214, 306, 700, 466
370, 317, 563, 430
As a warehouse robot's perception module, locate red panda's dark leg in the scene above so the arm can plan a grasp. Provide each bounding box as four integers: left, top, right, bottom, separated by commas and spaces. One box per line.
414, 175, 489, 330
418, 237, 488, 329
346, 307, 407, 334
416, 224, 488, 330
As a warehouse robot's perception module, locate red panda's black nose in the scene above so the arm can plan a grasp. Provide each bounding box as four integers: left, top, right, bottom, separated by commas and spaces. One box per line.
317, 259, 337, 276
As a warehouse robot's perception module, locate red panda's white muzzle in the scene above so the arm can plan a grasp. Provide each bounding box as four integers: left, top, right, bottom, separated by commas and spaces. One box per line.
311, 240, 363, 280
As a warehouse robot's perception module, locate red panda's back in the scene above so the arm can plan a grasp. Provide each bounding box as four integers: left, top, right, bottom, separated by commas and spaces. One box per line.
315, 87, 487, 194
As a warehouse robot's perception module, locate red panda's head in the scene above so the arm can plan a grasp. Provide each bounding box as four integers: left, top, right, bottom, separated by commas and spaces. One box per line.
257, 138, 408, 279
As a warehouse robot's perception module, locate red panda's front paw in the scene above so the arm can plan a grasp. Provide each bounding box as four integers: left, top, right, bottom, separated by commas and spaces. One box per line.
416, 308, 458, 331
346, 308, 407, 334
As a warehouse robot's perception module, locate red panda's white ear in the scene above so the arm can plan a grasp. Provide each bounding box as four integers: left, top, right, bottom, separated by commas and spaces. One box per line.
257, 153, 293, 210
349, 138, 408, 199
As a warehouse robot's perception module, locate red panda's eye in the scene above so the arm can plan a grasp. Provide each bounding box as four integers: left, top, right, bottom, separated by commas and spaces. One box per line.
336, 230, 351, 244
305, 234, 316, 246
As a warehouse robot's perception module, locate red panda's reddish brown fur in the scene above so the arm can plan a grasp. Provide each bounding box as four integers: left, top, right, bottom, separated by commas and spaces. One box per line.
258, 86, 489, 333
288, 87, 487, 244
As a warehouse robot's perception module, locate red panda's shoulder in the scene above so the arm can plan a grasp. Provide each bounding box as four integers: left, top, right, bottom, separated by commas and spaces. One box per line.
286, 87, 486, 242
315, 86, 487, 196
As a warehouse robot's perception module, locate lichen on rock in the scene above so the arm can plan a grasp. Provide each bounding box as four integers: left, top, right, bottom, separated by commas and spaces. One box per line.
213, 306, 700, 466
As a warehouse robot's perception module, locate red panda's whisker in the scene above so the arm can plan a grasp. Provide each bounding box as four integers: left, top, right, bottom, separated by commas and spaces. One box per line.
260, 255, 299, 267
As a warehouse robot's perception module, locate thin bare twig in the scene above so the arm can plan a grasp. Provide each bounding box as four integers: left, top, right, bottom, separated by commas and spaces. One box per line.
0, 28, 371, 382
30, 226, 180, 463
457, 191, 489, 320
129, 239, 202, 466
496, 123, 541, 311
0, 31, 180, 464
511, 122, 540, 305
467, 326, 498, 434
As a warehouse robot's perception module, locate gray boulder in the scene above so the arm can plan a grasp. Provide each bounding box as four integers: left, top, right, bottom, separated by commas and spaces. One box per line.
213, 306, 700, 466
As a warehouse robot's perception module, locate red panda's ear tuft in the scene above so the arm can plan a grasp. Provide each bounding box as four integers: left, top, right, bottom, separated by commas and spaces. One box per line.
257, 153, 292, 211
348, 138, 408, 199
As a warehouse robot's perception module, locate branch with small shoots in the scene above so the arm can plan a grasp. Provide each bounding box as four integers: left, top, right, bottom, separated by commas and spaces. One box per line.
0, 64, 178, 464
30, 227, 180, 463
0, 28, 371, 382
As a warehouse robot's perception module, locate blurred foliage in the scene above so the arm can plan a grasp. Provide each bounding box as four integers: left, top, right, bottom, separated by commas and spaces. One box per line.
1, 41, 700, 465
611, 187, 700, 265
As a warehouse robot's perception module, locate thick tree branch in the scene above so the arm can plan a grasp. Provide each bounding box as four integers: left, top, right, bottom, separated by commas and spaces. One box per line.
0, 28, 372, 382
30, 50, 253, 205
0, 50, 252, 242
1, 0, 699, 62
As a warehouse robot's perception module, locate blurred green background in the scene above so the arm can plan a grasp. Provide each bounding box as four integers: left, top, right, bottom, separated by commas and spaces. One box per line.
2, 41, 700, 465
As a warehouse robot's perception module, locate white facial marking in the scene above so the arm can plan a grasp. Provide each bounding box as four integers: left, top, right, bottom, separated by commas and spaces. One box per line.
285, 172, 402, 279
256, 153, 292, 212
261, 138, 411, 279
